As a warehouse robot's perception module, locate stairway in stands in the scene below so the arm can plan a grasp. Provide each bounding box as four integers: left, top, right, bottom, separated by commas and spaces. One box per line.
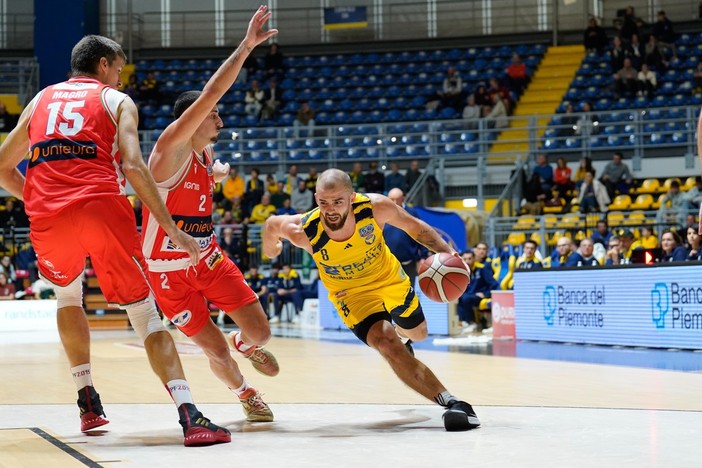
489, 44, 585, 162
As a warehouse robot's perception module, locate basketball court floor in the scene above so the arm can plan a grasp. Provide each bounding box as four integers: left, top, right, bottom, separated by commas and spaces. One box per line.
1, 325, 701, 467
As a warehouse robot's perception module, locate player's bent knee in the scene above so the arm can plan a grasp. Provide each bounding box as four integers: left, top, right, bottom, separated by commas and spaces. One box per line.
124, 297, 166, 342
54, 275, 84, 309
404, 322, 428, 341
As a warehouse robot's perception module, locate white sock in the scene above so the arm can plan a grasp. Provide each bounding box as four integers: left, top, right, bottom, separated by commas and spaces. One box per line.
233, 331, 253, 353
434, 391, 458, 407
230, 378, 252, 398
71, 363, 93, 390
394, 326, 410, 344
167, 379, 194, 406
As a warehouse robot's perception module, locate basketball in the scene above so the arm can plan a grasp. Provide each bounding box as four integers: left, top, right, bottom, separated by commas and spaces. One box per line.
417, 253, 470, 303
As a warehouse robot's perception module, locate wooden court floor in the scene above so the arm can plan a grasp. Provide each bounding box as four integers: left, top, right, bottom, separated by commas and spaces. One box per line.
1, 328, 701, 467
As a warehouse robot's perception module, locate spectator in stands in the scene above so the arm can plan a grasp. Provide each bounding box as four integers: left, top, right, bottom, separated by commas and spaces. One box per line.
305, 166, 318, 196
610, 36, 626, 72
574, 101, 599, 137
657, 180, 687, 227
626, 33, 644, 69
652, 10, 676, 57
521, 167, 546, 215
270, 181, 289, 209
505, 53, 528, 94
578, 170, 610, 213
244, 79, 264, 117
349, 162, 365, 191
261, 77, 283, 120
487, 77, 513, 113
686, 226, 702, 261
290, 179, 313, 213
405, 160, 422, 192
457, 250, 499, 333
283, 165, 302, 195
0, 271, 15, 300
644, 35, 667, 71
618, 6, 640, 41
270, 263, 303, 324
558, 104, 578, 137
584, 18, 608, 54
245, 265, 269, 310
277, 198, 297, 216
237, 55, 260, 84
565, 238, 600, 266
263, 264, 282, 319
591, 219, 613, 247
439, 67, 464, 111
640, 225, 659, 249
222, 166, 245, 211
384, 162, 405, 193
483, 93, 508, 129
661, 229, 688, 262
614, 58, 638, 98
618, 229, 640, 263
263, 43, 285, 81
229, 196, 249, 224
532, 153, 554, 193
515, 240, 543, 269
0, 198, 28, 228
600, 152, 633, 198
574, 156, 595, 189
684, 213, 698, 232
462, 94, 481, 129
473, 242, 493, 273
244, 167, 264, 212
123, 74, 140, 102
293, 101, 315, 138
637, 63, 657, 99
249, 192, 276, 224
553, 157, 574, 198
0, 255, 17, 284
0, 103, 17, 132
139, 71, 161, 104
605, 236, 624, 265
474, 82, 492, 108
552, 237, 574, 267
219, 226, 242, 260
385, 188, 429, 287
364, 161, 385, 194
683, 176, 702, 209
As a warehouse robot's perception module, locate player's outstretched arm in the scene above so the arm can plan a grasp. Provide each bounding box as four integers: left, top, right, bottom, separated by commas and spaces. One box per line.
0, 100, 36, 199
262, 214, 311, 258
370, 193, 457, 256
118, 96, 200, 265
150, 6, 278, 181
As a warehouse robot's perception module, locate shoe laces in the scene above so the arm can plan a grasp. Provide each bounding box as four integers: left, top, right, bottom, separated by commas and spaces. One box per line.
243, 391, 268, 411
247, 348, 269, 364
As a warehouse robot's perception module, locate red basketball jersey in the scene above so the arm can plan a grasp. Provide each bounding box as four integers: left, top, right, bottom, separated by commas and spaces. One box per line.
141, 146, 216, 267
25, 77, 128, 218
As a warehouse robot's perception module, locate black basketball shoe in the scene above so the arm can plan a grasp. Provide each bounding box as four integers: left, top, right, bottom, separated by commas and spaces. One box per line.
178, 403, 231, 447
442, 400, 481, 431
77, 386, 109, 432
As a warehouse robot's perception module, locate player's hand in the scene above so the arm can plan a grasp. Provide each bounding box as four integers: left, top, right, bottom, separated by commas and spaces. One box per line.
244, 6, 278, 49
212, 159, 230, 183
263, 239, 283, 259
169, 230, 201, 266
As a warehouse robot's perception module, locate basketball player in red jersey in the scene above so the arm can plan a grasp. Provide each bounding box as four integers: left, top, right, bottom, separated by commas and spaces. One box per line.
0, 36, 233, 447
141, 6, 278, 422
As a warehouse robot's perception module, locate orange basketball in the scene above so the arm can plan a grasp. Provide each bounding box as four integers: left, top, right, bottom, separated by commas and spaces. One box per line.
417, 253, 471, 303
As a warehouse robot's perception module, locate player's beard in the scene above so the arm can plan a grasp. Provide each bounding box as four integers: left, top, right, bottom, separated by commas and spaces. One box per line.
323, 209, 349, 231
210, 130, 220, 144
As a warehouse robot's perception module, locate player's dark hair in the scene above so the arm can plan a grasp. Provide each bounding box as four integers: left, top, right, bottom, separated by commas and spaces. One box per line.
71, 35, 126, 76
174, 91, 201, 119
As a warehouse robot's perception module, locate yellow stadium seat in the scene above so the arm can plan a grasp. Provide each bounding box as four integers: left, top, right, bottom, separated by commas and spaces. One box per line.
559, 212, 581, 228
661, 177, 681, 192
683, 176, 697, 191
608, 194, 631, 211
548, 230, 571, 246
575, 230, 587, 241
586, 213, 603, 225
542, 214, 558, 228
530, 232, 542, 246
542, 198, 566, 214
637, 178, 660, 194
630, 194, 654, 210
506, 231, 526, 246
512, 215, 536, 230
652, 193, 668, 210
607, 211, 625, 226
625, 210, 647, 226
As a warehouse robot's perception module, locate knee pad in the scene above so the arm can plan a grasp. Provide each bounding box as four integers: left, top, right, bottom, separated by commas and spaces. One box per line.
52, 274, 83, 309
124, 295, 166, 341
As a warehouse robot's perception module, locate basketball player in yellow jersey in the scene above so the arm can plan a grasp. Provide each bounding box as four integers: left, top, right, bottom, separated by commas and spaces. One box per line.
262, 168, 480, 431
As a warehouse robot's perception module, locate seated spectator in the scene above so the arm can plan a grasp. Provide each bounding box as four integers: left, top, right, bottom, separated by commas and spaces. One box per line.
270, 181, 289, 209
457, 250, 499, 332
276, 198, 297, 216
473, 242, 493, 273
0, 102, 17, 132
505, 53, 528, 94
237, 54, 260, 84
244, 79, 264, 117
686, 226, 702, 261
483, 93, 508, 129
290, 180, 313, 213
532, 153, 554, 193
614, 58, 638, 98
640, 225, 659, 249
221, 167, 245, 210
0, 271, 15, 300
574, 102, 599, 136
552, 237, 574, 267
591, 219, 613, 247
473, 82, 492, 108
246, 265, 269, 309
605, 235, 624, 265
515, 240, 543, 270
565, 238, 600, 266
683, 213, 698, 232
266, 174, 279, 196
462, 94, 481, 129
656, 180, 687, 227
228, 196, 249, 224
0, 255, 16, 285
578, 171, 610, 213
349, 162, 365, 191
618, 229, 640, 263
521, 168, 547, 215
262, 264, 282, 318
626, 33, 644, 70
645, 35, 667, 71
610, 36, 626, 72
660, 229, 688, 262
404, 160, 422, 192
244, 167, 264, 212
651, 10, 676, 58
219, 227, 241, 259
683, 176, 702, 209
364, 161, 385, 194
384, 162, 406, 193
264, 43, 285, 81
249, 193, 276, 224
305, 166, 318, 196
584, 18, 608, 54
637, 63, 657, 99
270, 264, 303, 323
487, 77, 513, 113
553, 157, 574, 198
122, 74, 140, 102
439, 67, 464, 111
261, 77, 283, 120
139, 71, 161, 104
600, 152, 633, 198
283, 164, 302, 195
293, 101, 315, 137
573, 156, 595, 188
557, 104, 579, 137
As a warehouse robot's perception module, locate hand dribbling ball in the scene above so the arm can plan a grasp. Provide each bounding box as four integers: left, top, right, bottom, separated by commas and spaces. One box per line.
417, 253, 470, 303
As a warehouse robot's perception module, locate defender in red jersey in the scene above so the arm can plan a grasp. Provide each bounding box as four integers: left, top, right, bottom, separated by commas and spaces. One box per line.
142, 7, 278, 422
0, 29, 240, 445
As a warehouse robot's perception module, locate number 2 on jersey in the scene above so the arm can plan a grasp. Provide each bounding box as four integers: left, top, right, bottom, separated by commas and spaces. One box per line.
46, 101, 85, 137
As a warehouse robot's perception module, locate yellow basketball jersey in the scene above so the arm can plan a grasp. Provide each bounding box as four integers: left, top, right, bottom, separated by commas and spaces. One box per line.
301, 193, 403, 292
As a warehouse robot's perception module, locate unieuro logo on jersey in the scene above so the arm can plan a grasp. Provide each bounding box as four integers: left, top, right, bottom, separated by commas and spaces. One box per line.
650, 282, 702, 330
541, 284, 606, 328
29, 139, 97, 167
513, 265, 702, 349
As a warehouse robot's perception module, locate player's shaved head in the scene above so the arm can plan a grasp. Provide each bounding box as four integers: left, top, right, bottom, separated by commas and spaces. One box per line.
317, 168, 353, 193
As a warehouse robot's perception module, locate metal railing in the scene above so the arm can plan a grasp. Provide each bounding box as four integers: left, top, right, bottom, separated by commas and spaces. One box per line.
0, 58, 39, 105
